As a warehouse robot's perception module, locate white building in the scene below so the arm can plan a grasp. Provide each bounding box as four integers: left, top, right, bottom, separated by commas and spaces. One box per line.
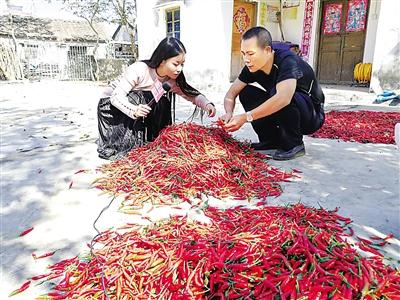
0, 15, 109, 80
136, 0, 399, 93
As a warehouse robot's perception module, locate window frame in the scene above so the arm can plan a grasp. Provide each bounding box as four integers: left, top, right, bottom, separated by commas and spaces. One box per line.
165, 7, 180, 39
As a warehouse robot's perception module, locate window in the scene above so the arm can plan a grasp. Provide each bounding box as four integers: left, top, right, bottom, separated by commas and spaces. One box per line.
166, 8, 180, 40
25, 44, 39, 59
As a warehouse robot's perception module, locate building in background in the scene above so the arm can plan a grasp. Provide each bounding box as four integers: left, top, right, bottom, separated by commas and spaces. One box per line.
0, 15, 109, 80
0, 0, 134, 81
111, 24, 137, 60
136, 0, 399, 93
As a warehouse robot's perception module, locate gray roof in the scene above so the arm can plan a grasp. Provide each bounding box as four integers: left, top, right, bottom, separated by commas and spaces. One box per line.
0, 15, 109, 43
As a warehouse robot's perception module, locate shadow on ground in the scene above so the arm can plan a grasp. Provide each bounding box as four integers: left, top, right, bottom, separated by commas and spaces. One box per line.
267, 138, 399, 232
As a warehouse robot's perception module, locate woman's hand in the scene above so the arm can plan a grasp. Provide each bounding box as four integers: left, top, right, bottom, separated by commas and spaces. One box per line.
134, 104, 152, 118
206, 103, 216, 117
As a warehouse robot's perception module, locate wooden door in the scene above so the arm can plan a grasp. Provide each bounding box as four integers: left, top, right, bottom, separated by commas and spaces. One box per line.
230, 1, 257, 81
317, 0, 369, 84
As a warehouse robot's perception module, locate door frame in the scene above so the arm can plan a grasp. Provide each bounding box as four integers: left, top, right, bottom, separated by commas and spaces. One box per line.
315, 0, 370, 84
229, 0, 258, 82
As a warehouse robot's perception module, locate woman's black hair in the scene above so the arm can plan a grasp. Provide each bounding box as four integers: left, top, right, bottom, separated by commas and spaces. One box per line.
142, 37, 200, 97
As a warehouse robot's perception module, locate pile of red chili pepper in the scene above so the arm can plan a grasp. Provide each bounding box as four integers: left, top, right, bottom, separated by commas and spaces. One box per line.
311, 110, 400, 144
26, 204, 398, 299
95, 123, 294, 208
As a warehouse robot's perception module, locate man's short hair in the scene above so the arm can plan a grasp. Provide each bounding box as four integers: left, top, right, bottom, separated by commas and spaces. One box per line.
242, 27, 273, 48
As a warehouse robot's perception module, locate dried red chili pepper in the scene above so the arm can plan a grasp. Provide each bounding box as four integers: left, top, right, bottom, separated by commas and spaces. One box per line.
32, 250, 58, 260
30, 273, 51, 281
19, 227, 34, 237
8, 281, 30, 297
95, 123, 294, 209
311, 110, 400, 144
74, 169, 87, 174
24, 204, 399, 299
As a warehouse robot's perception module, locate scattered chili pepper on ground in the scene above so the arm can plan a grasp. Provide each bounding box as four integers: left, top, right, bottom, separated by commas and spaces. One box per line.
19, 227, 34, 237
27, 204, 399, 299
32, 250, 58, 260
357, 233, 396, 248
8, 280, 30, 297
370, 233, 394, 242
74, 169, 88, 175
95, 123, 295, 209
311, 110, 400, 144
383, 233, 394, 241
374, 233, 395, 247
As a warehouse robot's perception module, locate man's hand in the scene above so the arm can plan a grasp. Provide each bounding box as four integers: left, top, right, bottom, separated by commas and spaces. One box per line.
206, 103, 216, 117
135, 104, 152, 118
219, 112, 233, 123
224, 113, 247, 132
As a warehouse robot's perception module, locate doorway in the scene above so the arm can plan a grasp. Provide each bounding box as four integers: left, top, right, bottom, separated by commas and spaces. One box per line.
317, 0, 369, 84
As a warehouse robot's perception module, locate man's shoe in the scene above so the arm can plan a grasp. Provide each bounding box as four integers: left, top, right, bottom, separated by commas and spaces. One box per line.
250, 141, 279, 151
273, 143, 305, 161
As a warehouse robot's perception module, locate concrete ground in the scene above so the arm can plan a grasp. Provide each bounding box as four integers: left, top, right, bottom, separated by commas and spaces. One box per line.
1, 81, 399, 299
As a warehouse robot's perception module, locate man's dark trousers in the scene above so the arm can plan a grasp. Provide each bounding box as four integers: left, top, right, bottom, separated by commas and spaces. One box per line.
239, 85, 324, 151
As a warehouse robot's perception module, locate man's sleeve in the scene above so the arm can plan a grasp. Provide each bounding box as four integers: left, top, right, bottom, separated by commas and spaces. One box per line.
238, 66, 254, 83
277, 56, 303, 83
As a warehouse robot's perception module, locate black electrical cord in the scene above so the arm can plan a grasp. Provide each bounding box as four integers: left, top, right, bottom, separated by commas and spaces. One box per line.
83, 85, 175, 299
87, 193, 116, 300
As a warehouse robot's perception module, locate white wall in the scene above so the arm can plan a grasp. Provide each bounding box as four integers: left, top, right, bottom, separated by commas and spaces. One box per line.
136, 0, 164, 60
257, 0, 281, 41
370, 0, 400, 93
136, 0, 234, 90
113, 25, 132, 43
181, 0, 233, 90
363, 0, 381, 63
280, 1, 304, 45
96, 44, 108, 59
